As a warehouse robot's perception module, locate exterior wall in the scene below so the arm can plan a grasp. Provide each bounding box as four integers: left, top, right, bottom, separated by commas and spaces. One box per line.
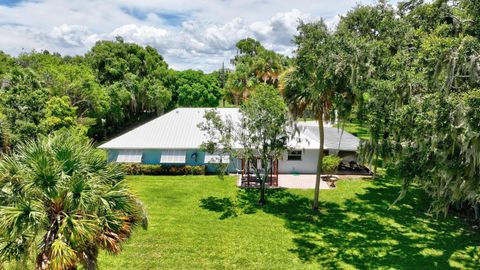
278, 149, 358, 174
105, 149, 240, 173
143, 150, 161, 164
278, 149, 323, 174
106, 148, 356, 174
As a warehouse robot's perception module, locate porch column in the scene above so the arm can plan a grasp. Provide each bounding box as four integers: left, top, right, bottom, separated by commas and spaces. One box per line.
274, 159, 279, 186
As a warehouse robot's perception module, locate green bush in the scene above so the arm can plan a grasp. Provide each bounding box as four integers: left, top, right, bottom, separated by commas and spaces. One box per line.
322, 155, 342, 174
119, 163, 206, 175
120, 163, 142, 175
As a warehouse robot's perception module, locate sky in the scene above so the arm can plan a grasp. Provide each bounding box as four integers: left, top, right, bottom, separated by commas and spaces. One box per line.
0, 0, 400, 72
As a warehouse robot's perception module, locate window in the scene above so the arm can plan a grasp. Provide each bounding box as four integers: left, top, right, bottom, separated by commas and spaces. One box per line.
160, 150, 186, 163
116, 150, 143, 163
205, 153, 230, 164
287, 150, 302, 161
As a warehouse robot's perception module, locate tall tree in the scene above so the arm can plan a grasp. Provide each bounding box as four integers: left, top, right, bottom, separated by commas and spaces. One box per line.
15, 51, 110, 139
282, 20, 347, 211
333, 0, 480, 217
200, 84, 292, 205
167, 69, 222, 107
0, 67, 49, 145
226, 38, 288, 104
86, 38, 172, 135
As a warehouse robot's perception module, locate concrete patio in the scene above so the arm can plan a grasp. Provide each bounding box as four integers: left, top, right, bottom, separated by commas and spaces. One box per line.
277, 174, 332, 189
237, 174, 371, 189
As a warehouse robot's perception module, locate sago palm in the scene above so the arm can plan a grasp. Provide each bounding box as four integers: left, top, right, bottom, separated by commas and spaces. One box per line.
0, 130, 147, 270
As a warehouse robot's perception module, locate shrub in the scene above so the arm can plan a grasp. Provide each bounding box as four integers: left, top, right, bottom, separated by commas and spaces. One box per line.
120, 163, 142, 175
119, 163, 206, 175
322, 155, 342, 174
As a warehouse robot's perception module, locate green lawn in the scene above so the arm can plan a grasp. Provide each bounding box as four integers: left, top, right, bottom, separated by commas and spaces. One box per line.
334, 120, 370, 141
98, 175, 480, 270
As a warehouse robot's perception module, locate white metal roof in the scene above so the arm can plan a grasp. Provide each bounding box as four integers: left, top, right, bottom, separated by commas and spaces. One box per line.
98, 107, 360, 152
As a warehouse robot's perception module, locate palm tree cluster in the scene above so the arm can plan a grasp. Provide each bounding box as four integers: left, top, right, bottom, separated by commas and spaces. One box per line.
225, 38, 288, 104
0, 131, 147, 270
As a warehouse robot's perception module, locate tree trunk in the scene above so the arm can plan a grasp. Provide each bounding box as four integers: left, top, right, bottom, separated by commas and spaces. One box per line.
368, 144, 374, 176
259, 179, 266, 206
258, 158, 269, 206
373, 148, 379, 179
313, 111, 325, 211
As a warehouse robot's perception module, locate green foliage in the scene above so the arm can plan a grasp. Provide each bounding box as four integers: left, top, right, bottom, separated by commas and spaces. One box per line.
0, 130, 147, 269
322, 156, 342, 174
12, 52, 110, 138
0, 67, 49, 145
331, 0, 480, 215
167, 69, 222, 107
87, 38, 168, 85
0, 41, 182, 146
0, 112, 10, 154
119, 163, 206, 176
40, 96, 78, 133
225, 38, 288, 105
0, 51, 14, 76
86, 39, 172, 135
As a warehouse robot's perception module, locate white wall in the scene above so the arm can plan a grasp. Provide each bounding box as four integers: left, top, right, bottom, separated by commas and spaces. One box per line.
278, 149, 358, 174
278, 149, 320, 174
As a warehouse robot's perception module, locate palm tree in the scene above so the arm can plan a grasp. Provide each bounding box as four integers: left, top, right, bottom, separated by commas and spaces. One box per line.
253, 50, 283, 85
281, 20, 340, 211
0, 130, 147, 270
225, 63, 256, 105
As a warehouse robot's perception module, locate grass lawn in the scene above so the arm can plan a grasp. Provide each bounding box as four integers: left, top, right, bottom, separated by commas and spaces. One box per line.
334, 120, 370, 141
98, 175, 480, 270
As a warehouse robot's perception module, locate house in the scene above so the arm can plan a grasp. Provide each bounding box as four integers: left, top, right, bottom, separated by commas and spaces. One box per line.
98, 108, 360, 174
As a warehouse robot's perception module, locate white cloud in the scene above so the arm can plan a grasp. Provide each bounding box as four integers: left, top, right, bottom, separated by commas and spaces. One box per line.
325, 15, 341, 30
0, 0, 400, 71
109, 24, 169, 46
49, 24, 92, 47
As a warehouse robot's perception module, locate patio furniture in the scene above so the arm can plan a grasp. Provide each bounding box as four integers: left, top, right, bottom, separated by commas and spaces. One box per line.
321, 175, 339, 188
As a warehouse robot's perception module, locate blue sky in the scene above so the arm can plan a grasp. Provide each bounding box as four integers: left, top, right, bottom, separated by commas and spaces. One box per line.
0, 0, 400, 71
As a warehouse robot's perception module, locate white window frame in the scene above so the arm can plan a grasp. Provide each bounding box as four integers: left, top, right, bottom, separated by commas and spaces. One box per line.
205, 153, 230, 164
116, 150, 143, 163
160, 150, 186, 164
287, 150, 302, 161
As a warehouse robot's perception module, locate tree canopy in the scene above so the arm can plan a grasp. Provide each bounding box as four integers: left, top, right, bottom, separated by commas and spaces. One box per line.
329, 0, 480, 215
0, 39, 223, 151
166, 69, 222, 107
225, 38, 289, 104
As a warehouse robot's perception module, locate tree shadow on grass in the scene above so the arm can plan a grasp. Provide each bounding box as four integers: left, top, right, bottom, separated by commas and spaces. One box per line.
199, 180, 480, 269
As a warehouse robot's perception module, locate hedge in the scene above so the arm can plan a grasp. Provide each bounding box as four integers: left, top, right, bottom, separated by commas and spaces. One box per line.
119, 163, 206, 175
